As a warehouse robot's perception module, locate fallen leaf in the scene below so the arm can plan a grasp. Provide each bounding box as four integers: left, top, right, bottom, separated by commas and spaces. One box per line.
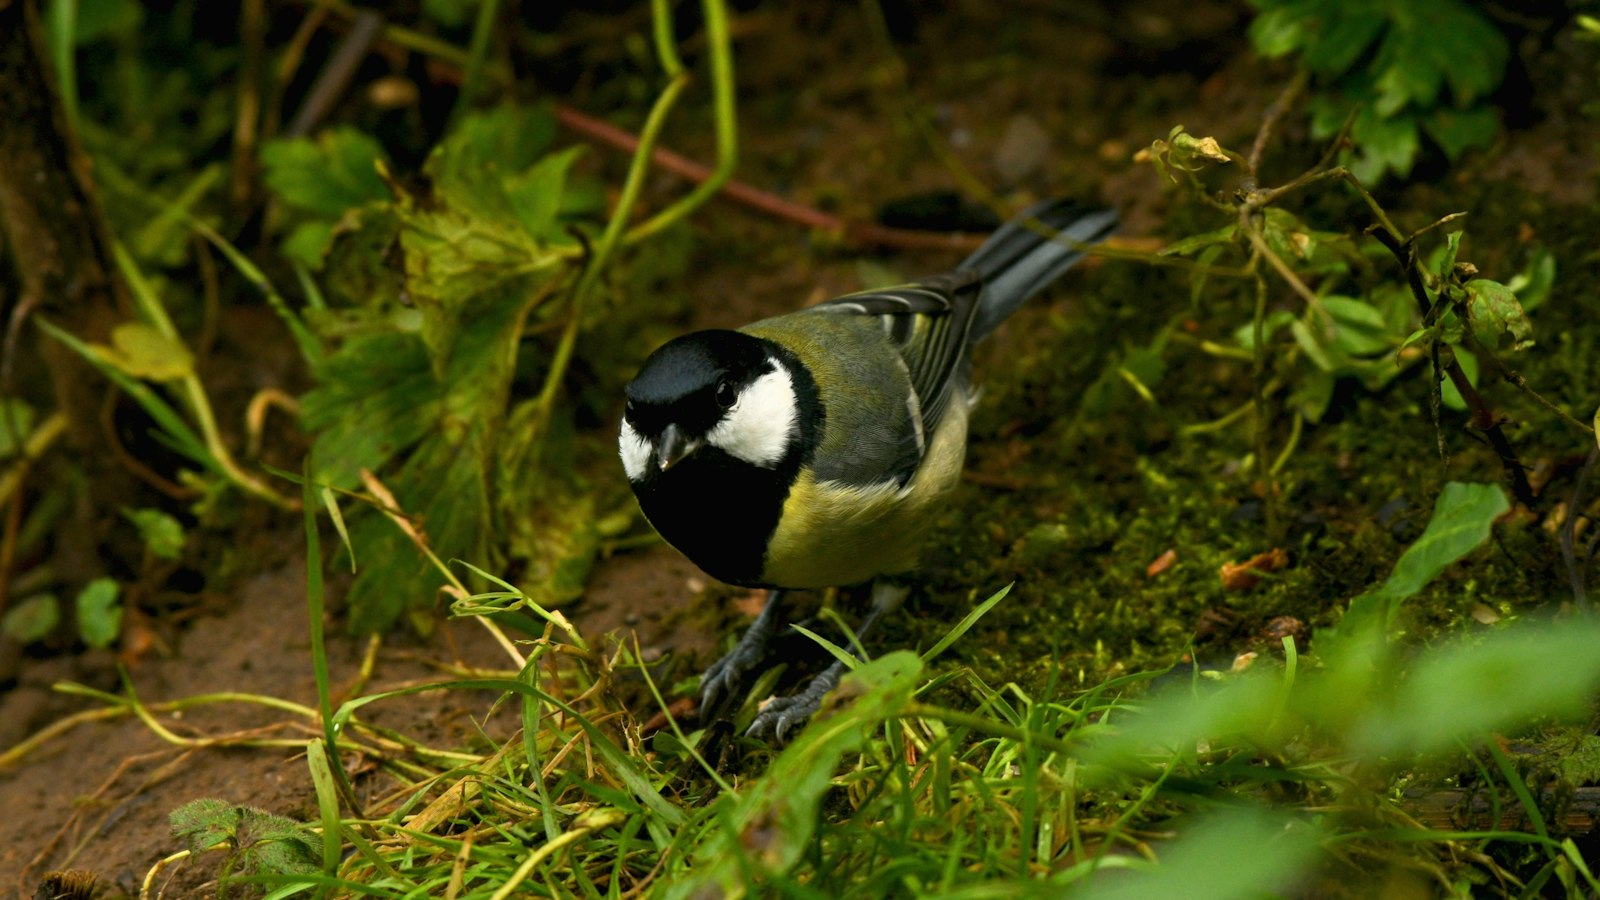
1219, 548, 1289, 591
1146, 548, 1178, 578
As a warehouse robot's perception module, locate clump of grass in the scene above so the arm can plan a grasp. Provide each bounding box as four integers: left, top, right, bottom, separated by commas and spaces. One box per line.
113, 477, 1600, 897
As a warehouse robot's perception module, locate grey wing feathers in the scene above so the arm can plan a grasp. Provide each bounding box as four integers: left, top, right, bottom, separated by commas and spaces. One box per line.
813, 273, 982, 484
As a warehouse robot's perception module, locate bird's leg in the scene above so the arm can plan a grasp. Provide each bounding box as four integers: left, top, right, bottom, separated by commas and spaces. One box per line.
697, 589, 786, 724
746, 580, 910, 745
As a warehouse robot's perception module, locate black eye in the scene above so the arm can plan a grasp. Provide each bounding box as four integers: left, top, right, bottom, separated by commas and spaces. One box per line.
624, 399, 636, 418
715, 379, 736, 410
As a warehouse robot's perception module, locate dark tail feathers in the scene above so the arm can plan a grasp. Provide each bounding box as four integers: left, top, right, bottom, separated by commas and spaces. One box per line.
962, 199, 1117, 342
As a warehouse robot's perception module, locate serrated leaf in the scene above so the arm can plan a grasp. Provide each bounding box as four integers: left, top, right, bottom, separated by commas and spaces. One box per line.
75, 577, 122, 649
1373, 51, 1441, 116
261, 128, 390, 218
1299, 6, 1385, 74
1349, 107, 1422, 182
426, 105, 558, 187
98, 322, 194, 381
1247, 6, 1310, 58
505, 146, 584, 240
1433, 3, 1508, 104
1465, 279, 1532, 351
1422, 106, 1499, 160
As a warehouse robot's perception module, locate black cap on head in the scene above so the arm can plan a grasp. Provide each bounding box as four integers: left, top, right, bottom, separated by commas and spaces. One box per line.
625, 330, 770, 436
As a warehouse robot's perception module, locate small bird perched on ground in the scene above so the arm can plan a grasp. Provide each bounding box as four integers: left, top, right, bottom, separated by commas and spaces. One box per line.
619, 200, 1116, 743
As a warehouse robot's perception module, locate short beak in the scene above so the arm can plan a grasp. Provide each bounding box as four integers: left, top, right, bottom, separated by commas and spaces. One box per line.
656, 424, 701, 471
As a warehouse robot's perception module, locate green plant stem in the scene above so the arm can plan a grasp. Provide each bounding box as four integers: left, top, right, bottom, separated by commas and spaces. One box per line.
623, 0, 737, 244
44, 0, 78, 130
108, 243, 295, 507
1269, 411, 1303, 478
1463, 331, 1594, 435
451, 0, 502, 123
0, 411, 68, 508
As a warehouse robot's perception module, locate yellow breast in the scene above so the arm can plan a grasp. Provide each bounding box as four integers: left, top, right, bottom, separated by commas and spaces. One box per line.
761, 399, 969, 588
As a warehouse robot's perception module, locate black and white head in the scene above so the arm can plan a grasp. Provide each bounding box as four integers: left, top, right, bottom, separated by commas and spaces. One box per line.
619, 330, 812, 487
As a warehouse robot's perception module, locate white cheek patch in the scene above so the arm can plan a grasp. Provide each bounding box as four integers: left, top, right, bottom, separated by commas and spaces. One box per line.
618, 418, 652, 482
708, 364, 797, 468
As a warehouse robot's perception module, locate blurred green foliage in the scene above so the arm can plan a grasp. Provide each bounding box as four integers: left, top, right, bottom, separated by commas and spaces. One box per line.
287, 106, 606, 630
1248, 0, 1509, 182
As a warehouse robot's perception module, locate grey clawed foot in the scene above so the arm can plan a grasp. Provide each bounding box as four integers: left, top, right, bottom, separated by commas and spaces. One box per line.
697, 589, 784, 725
744, 664, 843, 745
698, 641, 763, 724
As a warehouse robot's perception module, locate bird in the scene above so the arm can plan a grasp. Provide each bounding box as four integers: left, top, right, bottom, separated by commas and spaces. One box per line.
619, 199, 1117, 743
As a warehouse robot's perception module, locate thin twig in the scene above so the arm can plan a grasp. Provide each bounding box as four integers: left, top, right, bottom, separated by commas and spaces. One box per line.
1465, 331, 1595, 436
1246, 69, 1308, 181
552, 103, 988, 252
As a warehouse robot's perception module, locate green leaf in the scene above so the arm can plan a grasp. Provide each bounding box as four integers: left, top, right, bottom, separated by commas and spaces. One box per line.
1351, 620, 1600, 757
1158, 224, 1237, 257
1349, 107, 1422, 182
1298, 5, 1385, 75
427, 105, 559, 187
922, 584, 1011, 662
1247, 6, 1310, 58
1422, 106, 1499, 160
1437, 230, 1463, 277
422, 0, 480, 27
99, 321, 195, 381
261, 128, 391, 219
1234, 309, 1295, 351
1344, 481, 1508, 636
1085, 808, 1320, 900
0, 398, 37, 459
1261, 208, 1310, 261
505, 146, 585, 240
1373, 51, 1441, 116
1440, 345, 1476, 411
282, 221, 336, 270
2, 594, 60, 643
123, 507, 186, 560
1465, 279, 1533, 351
170, 798, 239, 852
1322, 295, 1394, 357
73, 0, 142, 43
75, 577, 122, 649
1505, 246, 1555, 312
671, 653, 924, 899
